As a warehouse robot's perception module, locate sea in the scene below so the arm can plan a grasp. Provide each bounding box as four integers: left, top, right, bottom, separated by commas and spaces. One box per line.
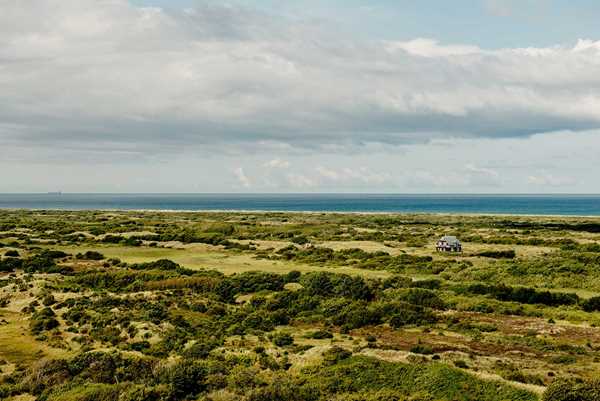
0, 194, 599, 216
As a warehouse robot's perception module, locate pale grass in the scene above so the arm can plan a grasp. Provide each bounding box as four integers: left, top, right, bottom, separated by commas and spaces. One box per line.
0, 310, 72, 365
50, 244, 392, 278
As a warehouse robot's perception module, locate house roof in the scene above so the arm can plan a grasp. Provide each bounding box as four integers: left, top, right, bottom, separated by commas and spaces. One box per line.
440, 235, 460, 245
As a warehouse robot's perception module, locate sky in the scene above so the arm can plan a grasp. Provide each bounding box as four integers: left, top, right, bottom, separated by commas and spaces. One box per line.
1, 0, 600, 193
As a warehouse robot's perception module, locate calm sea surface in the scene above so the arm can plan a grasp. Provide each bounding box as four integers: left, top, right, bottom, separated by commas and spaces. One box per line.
0, 194, 599, 216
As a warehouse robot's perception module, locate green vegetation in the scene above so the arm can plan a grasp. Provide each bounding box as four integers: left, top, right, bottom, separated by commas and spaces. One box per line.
1, 210, 600, 400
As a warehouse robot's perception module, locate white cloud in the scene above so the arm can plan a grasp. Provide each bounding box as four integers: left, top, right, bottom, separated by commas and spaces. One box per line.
464, 164, 501, 187
386, 38, 481, 57
1, 1, 600, 194
528, 173, 578, 187
1, 0, 600, 164
315, 166, 390, 186
263, 158, 290, 169
286, 173, 316, 189
233, 167, 251, 188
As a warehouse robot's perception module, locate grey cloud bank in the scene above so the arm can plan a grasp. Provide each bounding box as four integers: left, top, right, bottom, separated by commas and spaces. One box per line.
0, 0, 599, 193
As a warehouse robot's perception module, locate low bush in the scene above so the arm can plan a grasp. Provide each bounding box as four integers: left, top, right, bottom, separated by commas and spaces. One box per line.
305, 330, 333, 339
0, 257, 22, 272
462, 283, 579, 307
30, 307, 60, 334
76, 251, 105, 260
475, 250, 516, 259
271, 332, 294, 347
543, 378, 600, 401
582, 296, 600, 312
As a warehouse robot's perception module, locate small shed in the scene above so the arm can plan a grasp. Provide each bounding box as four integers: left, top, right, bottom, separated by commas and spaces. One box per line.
436, 235, 462, 252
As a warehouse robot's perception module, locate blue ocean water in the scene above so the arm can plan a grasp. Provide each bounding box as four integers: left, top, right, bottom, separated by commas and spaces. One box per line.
0, 194, 599, 216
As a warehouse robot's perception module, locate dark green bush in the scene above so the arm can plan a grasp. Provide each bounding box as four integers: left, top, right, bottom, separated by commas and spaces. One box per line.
23, 255, 70, 274
0, 257, 22, 272
322, 346, 352, 366
410, 344, 434, 355
394, 288, 446, 310
30, 307, 60, 334
162, 359, 208, 400
272, 332, 294, 347
475, 249, 516, 259
543, 378, 600, 401
76, 251, 105, 260
582, 296, 600, 312
464, 283, 579, 307
305, 330, 334, 339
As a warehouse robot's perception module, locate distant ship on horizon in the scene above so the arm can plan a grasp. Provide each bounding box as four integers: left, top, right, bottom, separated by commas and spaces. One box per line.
47, 191, 63, 195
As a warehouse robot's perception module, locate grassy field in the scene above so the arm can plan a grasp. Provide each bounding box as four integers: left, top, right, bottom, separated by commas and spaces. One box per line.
51, 244, 393, 279
1, 210, 600, 400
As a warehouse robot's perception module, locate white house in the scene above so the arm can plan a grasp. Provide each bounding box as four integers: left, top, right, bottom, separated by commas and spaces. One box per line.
436, 235, 462, 252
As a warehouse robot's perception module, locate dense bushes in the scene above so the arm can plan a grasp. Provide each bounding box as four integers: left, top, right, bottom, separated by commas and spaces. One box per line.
4, 249, 19, 257
0, 257, 22, 272
543, 378, 600, 401
38, 249, 69, 259
76, 251, 105, 260
390, 288, 446, 310
389, 303, 437, 328
582, 296, 600, 312
163, 359, 209, 400
30, 307, 60, 334
129, 259, 181, 271
216, 271, 286, 302
271, 332, 294, 347
302, 356, 537, 401
23, 255, 71, 274
268, 245, 433, 272
71, 270, 176, 292
475, 249, 516, 259
462, 283, 579, 307
300, 272, 373, 300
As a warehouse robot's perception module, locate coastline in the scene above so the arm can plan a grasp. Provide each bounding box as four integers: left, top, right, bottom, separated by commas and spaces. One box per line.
1, 207, 600, 219
1, 193, 600, 217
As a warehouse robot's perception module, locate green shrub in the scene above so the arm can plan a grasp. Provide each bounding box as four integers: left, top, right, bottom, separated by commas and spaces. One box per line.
582, 296, 600, 312
305, 330, 334, 339
39, 249, 69, 259
475, 250, 516, 259
410, 344, 433, 355
322, 346, 352, 366
76, 251, 105, 260
23, 255, 70, 274
161, 359, 208, 400
543, 378, 600, 401
30, 307, 59, 334
550, 355, 577, 365
0, 257, 22, 272
130, 259, 180, 271
454, 360, 469, 369
272, 332, 294, 347
393, 288, 446, 310
464, 283, 579, 307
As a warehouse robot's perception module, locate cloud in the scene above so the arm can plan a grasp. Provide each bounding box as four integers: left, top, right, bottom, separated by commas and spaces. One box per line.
1, 0, 600, 163
386, 39, 481, 57
464, 164, 501, 187
279, 166, 391, 189
528, 173, 578, 187
233, 167, 251, 188
286, 173, 316, 189
315, 166, 390, 186
263, 158, 291, 169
